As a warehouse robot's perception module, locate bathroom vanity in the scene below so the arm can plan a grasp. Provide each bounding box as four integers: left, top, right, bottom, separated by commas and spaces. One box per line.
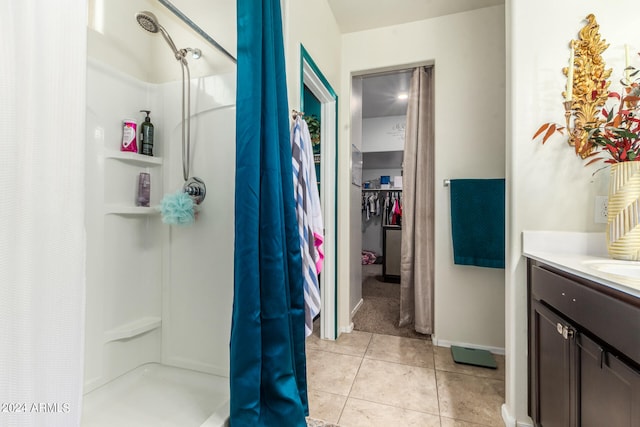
523, 232, 640, 427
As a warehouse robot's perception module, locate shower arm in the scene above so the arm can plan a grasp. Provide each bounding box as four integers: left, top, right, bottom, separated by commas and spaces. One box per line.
158, 25, 182, 61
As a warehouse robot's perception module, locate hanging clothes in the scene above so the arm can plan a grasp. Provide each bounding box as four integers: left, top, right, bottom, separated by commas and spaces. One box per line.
291, 115, 324, 337
361, 190, 403, 225
391, 193, 403, 226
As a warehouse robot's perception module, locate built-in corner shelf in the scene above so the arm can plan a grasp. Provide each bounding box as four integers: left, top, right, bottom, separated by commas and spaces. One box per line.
104, 205, 159, 215
105, 150, 163, 166
103, 316, 162, 343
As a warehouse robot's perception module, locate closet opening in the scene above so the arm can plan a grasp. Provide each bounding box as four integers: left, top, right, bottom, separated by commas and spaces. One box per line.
351, 66, 434, 340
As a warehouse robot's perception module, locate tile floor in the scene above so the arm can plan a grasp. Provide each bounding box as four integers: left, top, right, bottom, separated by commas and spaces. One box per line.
305, 331, 505, 427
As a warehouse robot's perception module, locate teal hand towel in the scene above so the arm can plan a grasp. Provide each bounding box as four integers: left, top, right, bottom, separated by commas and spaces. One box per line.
449, 179, 505, 269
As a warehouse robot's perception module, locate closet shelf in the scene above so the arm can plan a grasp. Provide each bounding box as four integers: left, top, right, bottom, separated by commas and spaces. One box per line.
105, 150, 163, 166
104, 205, 159, 215
103, 316, 161, 343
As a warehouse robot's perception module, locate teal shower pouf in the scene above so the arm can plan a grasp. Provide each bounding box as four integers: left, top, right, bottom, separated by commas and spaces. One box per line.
159, 191, 195, 225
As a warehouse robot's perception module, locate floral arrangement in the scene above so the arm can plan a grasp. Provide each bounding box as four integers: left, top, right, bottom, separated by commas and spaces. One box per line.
534, 52, 640, 165
584, 85, 640, 163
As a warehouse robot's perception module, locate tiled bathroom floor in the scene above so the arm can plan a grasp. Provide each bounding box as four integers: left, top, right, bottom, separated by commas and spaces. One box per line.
305, 332, 505, 427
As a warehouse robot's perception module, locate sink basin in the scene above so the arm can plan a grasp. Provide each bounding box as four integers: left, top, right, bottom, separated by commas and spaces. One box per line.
582, 259, 640, 280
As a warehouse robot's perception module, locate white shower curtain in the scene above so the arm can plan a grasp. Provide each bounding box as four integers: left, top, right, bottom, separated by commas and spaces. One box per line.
0, 1, 87, 426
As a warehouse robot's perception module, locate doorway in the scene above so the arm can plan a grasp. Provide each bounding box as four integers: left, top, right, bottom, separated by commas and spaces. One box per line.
300, 45, 338, 340
351, 68, 431, 339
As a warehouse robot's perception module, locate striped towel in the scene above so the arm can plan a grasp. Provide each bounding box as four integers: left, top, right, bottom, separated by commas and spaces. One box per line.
291, 116, 324, 336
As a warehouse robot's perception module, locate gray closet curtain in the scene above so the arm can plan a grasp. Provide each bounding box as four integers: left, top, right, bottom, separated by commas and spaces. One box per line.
399, 66, 434, 334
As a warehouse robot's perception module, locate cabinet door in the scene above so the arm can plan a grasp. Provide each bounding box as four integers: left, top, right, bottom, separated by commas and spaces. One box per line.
578, 333, 640, 427
530, 300, 575, 427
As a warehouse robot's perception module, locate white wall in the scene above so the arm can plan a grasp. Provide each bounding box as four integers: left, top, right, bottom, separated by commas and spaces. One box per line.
88, 0, 235, 84
348, 79, 364, 324
507, 1, 640, 423
165, 0, 237, 60
341, 6, 506, 346
87, 0, 155, 82
282, 0, 347, 329
362, 115, 406, 152
283, 1, 341, 113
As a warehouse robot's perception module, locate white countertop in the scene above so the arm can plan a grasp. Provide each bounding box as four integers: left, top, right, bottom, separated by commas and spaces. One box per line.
522, 231, 640, 299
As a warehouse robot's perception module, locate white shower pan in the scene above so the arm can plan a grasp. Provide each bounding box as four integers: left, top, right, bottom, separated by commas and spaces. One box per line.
81, 363, 229, 427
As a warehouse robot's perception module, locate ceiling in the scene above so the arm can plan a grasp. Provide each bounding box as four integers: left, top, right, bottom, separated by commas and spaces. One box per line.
340, 0, 504, 119
361, 71, 412, 118
327, 0, 504, 34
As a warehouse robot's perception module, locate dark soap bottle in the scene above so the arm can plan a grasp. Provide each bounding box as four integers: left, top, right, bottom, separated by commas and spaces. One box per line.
140, 110, 154, 156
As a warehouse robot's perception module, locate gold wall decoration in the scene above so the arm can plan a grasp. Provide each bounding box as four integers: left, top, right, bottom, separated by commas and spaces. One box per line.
563, 14, 612, 158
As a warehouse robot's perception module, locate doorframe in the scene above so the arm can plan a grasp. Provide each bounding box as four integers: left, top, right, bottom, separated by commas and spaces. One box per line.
299, 45, 338, 340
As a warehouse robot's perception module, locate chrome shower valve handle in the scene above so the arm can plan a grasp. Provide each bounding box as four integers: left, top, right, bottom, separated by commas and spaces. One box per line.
183, 176, 206, 205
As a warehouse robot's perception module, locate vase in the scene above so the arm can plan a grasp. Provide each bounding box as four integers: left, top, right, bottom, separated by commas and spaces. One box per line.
607, 162, 640, 260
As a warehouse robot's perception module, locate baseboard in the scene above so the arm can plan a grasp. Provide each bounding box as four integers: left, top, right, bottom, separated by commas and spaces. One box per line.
350, 298, 364, 319
502, 404, 516, 427
432, 337, 505, 355
340, 298, 363, 336
501, 404, 533, 427
339, 322, 354, 334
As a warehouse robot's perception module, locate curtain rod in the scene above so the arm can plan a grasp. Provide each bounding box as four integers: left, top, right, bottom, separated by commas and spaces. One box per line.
158, 0, 237, 64
352, 63, 433, 79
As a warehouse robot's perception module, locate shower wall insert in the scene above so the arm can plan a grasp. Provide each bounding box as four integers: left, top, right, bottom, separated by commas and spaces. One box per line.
82, 1, 237, 426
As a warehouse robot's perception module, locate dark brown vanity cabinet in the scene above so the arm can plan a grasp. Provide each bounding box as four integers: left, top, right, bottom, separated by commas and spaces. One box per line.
528, 260, 640, 427
578, 332, 640, 427
530, 299, 573, 426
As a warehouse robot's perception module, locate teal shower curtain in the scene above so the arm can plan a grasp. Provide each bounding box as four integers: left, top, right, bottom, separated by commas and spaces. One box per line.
230, 0, 308, 426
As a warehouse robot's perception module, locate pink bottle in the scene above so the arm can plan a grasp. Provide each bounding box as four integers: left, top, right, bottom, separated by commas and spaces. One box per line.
121, 119, 138, 152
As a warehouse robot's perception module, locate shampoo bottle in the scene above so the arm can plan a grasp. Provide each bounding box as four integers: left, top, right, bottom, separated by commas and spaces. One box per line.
140, 110, 154, 156
121, 119, 137, 152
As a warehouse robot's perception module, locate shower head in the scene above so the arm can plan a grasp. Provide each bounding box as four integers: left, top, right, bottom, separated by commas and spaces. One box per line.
135, 10, 181, 60
135, 11, 159, 33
